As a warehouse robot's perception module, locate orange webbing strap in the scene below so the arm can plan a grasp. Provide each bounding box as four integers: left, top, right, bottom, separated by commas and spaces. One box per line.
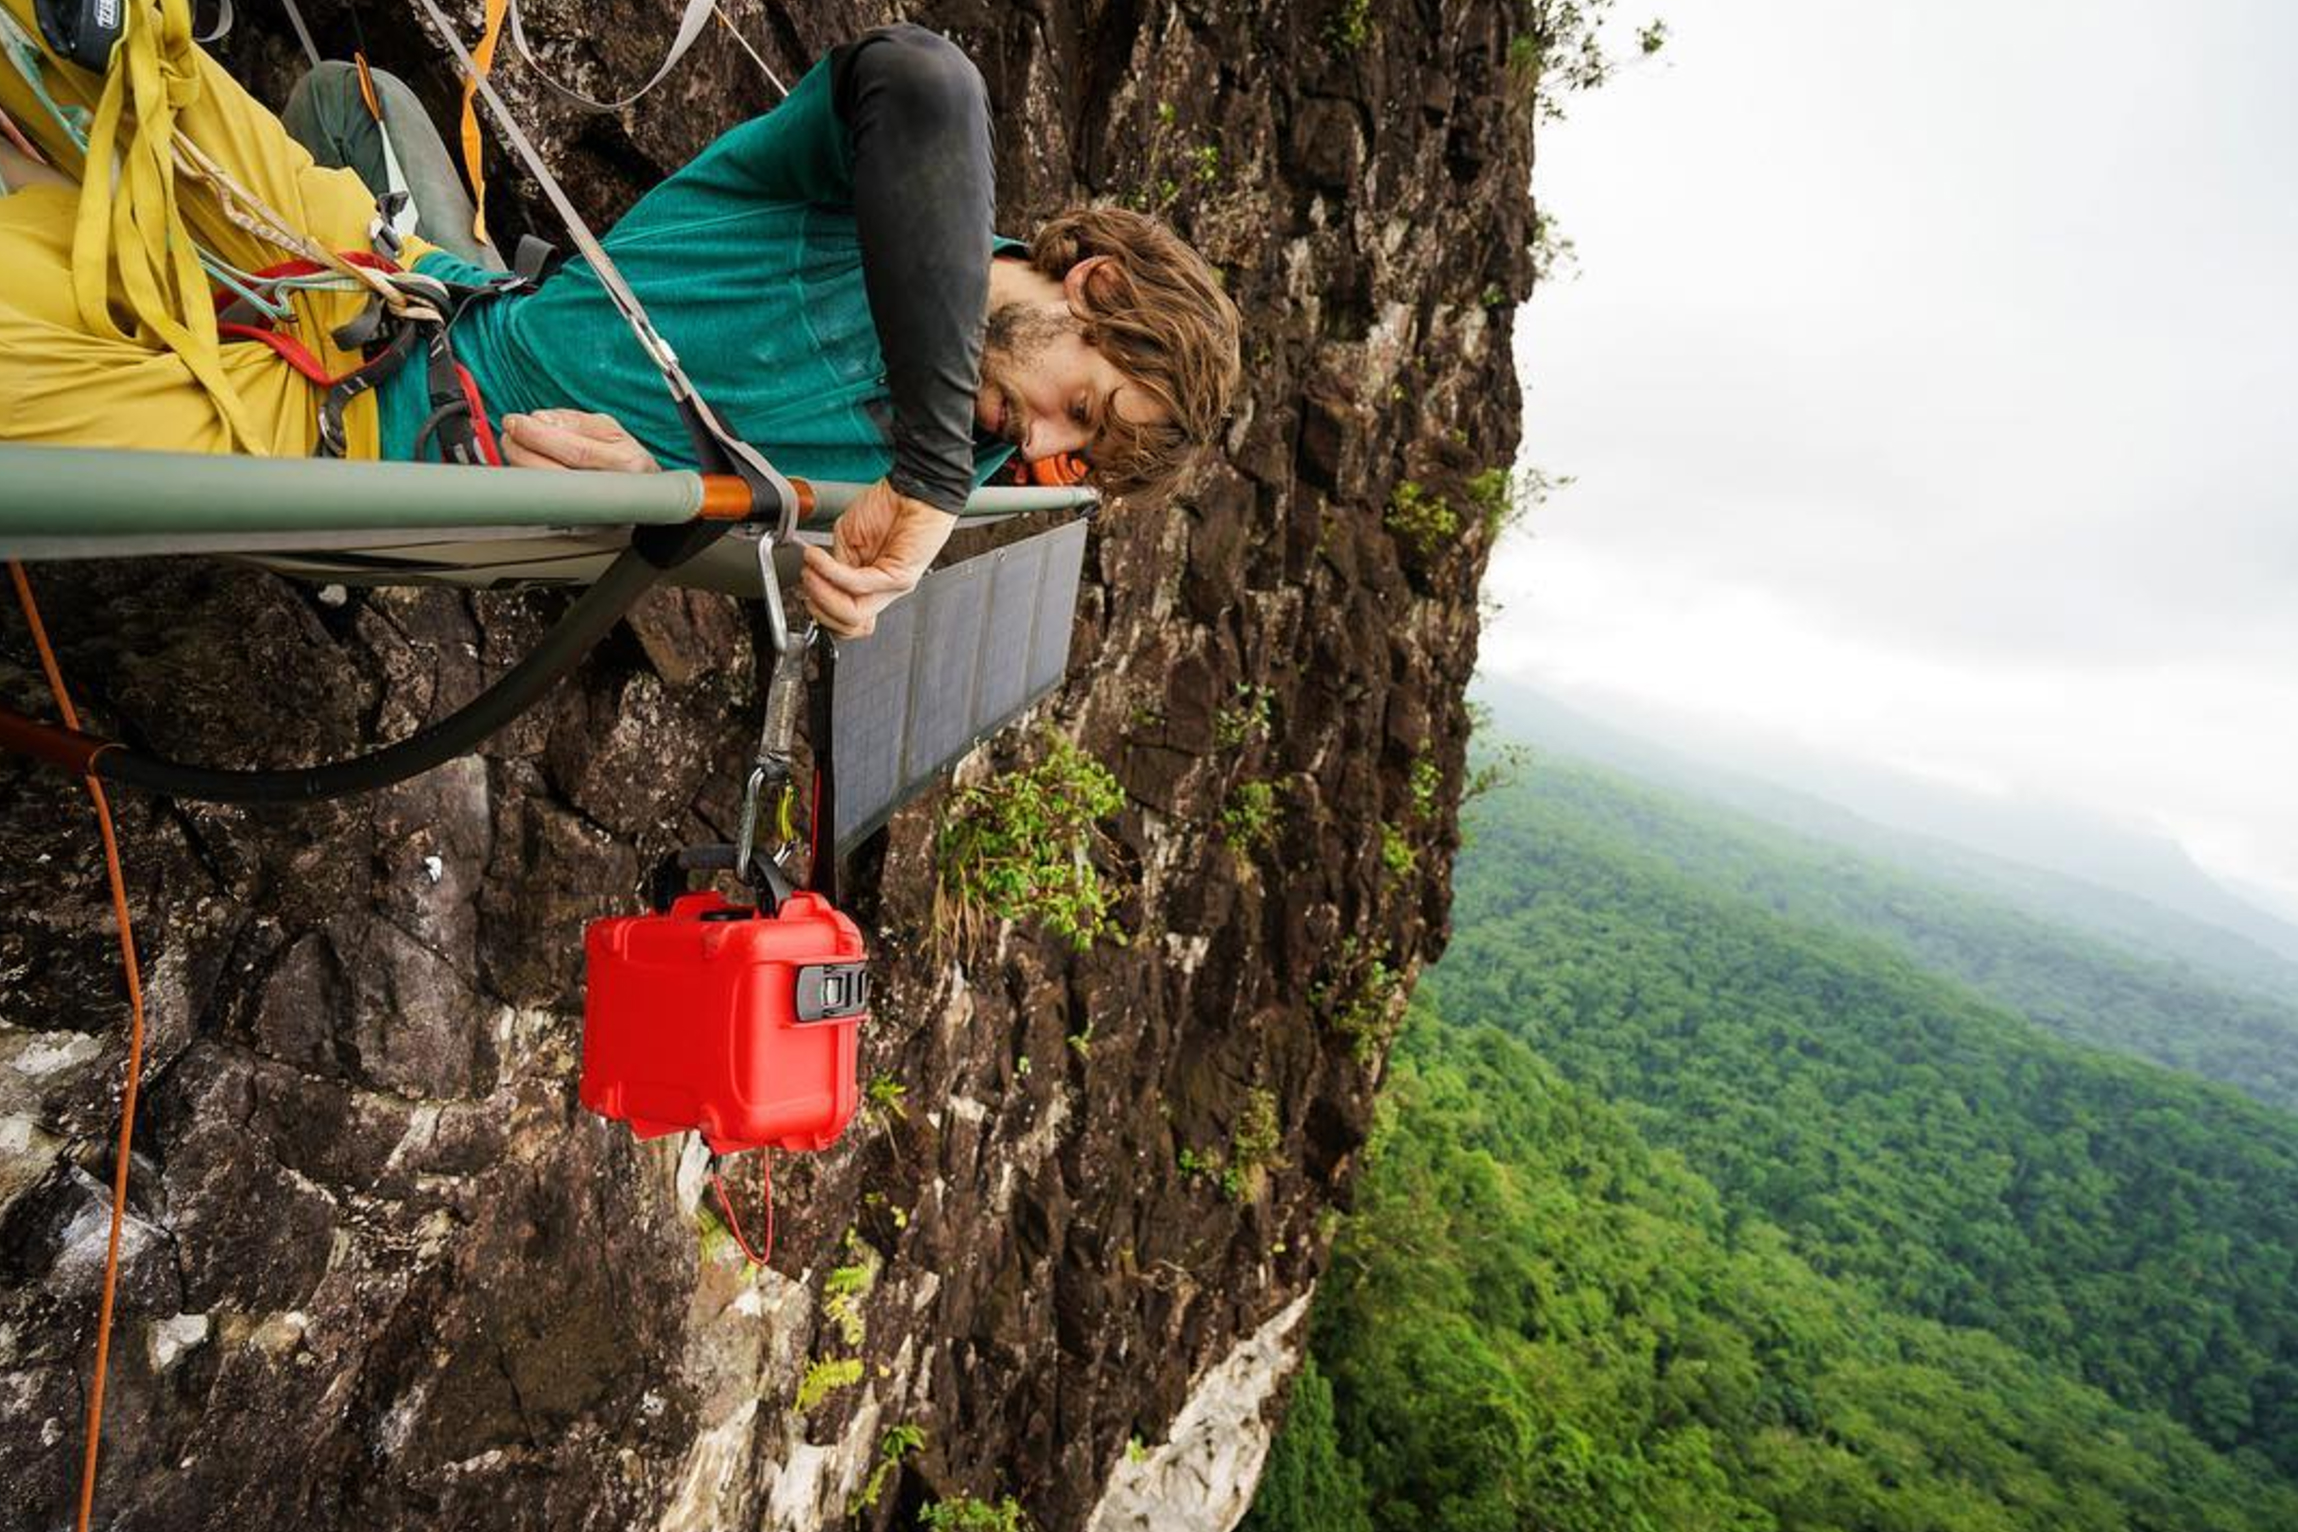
710, 1150, 775, 1268
456, 0, 511, 248
6, 564, 149, 1532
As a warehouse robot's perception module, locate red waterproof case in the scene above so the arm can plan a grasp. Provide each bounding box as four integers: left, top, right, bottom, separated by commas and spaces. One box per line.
580, 889, 868, 1154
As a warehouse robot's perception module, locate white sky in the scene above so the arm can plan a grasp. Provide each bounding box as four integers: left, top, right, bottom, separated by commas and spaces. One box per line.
1481, 0, 2298, 918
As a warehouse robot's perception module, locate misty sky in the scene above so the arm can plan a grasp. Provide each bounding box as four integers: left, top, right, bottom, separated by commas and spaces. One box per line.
1481, 0, 2298, 918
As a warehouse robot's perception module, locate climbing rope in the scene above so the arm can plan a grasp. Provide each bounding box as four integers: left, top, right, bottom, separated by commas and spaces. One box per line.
6, 563, 150, 1532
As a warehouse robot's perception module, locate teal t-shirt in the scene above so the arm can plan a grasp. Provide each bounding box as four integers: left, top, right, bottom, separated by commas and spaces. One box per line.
379, 55, 1017, 491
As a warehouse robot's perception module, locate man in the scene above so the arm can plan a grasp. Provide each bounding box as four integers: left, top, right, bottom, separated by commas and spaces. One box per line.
0, 9, 1242, 637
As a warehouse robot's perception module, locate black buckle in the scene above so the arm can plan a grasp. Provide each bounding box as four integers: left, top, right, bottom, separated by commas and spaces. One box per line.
647, 842, 795, 916
794, 962, 869, 1022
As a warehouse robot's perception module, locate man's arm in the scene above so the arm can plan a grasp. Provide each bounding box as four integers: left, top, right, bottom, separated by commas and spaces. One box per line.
791, 25, 995, 635
829, 24, 995, 518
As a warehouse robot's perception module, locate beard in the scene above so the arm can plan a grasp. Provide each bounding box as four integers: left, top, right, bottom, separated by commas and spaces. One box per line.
978, 301, 1082, 447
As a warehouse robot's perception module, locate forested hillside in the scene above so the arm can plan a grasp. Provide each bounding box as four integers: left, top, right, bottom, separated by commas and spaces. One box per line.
1246, 754, 2298, 1528
1429, 763, 2298, 1468
1476, 758, 2298, 1111
1246, 1015, 2298, 1532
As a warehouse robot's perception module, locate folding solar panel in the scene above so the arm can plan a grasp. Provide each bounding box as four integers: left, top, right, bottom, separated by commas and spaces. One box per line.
828, 518, 1090, 857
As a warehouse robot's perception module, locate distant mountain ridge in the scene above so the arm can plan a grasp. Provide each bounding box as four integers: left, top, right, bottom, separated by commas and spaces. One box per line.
1474, 678, 2298, 1000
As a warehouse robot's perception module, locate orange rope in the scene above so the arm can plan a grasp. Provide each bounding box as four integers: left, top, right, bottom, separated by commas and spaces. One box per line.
7, 563, 149, 1532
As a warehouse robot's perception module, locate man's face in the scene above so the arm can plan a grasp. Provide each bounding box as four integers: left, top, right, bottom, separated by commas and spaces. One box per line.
975, 298, 1169, 468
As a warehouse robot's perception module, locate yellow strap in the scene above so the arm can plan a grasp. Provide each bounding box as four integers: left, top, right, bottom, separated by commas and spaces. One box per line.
70, 0, 262, 451
457, 0, 509, 247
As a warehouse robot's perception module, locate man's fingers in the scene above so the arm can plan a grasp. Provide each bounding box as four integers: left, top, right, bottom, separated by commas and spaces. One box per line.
800, 563, 883, 639
563, 411, 633, 442
501, 412, 658, 473
499, 432, 564, 471
801, 544, 916, 599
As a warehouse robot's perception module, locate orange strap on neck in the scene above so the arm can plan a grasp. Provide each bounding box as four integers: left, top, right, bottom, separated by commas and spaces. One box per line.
1024, 453, 1090, 487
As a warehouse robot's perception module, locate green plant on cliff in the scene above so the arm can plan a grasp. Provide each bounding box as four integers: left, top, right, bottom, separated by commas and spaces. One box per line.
1215, 683, 1275, 749
1315, 939, 1406, 1066
1468, 462, 1571, 538
1408, 755, 1441, 819
695, 1202, 746, 1273
921, 1493, 1030, 1531
1464, 702, 1536, 805
1385, 479, 1459, 560
1527, 206, 1580, 283
1223, 1087, 1285, 1202
823, 1252, 876, 1348
935, 727, 1126, 951
1127, 99, 1223, 216
1464, 468, 1515, 535
1379, 821, 1417, 878
1328, 0, 1373, 51
1221, 778, 1283, 857
795, 1355, 863, 1412
1510, 3, 1669, 121
850, 1422, 927, 1515
863, 1071, 908, 1132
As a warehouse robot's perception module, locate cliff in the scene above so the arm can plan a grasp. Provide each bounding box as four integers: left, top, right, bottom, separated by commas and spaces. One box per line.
0, 2, 1536, 1526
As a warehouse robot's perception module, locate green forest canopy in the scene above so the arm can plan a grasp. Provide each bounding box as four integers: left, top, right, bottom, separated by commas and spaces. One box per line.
1247, 753, 2298, 1530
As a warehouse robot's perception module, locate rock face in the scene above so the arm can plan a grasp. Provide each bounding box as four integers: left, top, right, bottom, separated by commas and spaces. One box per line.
0, 2, 1535, 1527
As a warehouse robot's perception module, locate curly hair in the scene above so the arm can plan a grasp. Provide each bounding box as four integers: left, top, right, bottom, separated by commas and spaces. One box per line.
1027, 205, 1244, 501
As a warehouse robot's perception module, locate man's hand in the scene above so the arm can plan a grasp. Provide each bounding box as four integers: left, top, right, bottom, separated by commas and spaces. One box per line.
801, 478, 959, 639
501, 409, 661, 473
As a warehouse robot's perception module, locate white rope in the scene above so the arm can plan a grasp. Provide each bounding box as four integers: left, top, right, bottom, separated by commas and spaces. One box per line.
279, 0, 322, 69
712, 4, 788, 100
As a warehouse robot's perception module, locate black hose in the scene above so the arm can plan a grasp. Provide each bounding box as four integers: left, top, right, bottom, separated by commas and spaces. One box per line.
95, 547, 667, 804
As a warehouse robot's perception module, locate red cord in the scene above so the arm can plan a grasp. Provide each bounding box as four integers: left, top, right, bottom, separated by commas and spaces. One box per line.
9, 564, 148, 1532
455, 363, 503, 465
710, 1150, 775, 1268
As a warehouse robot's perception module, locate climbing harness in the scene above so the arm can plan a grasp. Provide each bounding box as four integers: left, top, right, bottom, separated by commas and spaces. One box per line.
213, 243, 558, 466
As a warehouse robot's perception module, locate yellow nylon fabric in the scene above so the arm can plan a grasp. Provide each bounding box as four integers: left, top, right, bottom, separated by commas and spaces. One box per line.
69, 0, 261, 448
0, 0, 387, 456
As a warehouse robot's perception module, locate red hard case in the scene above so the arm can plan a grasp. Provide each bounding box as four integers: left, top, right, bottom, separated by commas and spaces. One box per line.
580, 889, 866, 1153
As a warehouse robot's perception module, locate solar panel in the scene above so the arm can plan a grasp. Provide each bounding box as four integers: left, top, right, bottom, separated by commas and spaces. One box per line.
827, 518, 1089, 857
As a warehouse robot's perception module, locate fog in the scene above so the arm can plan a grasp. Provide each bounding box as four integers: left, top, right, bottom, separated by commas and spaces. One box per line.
1481, 0, 2298, 921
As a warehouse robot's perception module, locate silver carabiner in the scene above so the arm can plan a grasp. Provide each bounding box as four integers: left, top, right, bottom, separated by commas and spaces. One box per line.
734, 764, 769, 882
757, 529, 792, 656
